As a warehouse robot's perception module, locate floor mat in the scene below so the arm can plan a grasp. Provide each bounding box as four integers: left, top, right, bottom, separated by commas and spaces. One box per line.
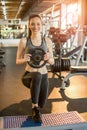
0, 111, 85, 129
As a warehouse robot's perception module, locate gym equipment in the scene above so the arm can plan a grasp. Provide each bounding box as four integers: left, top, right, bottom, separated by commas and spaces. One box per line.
63, 45, 81, 58
26, 48, 46, 68
49, 26, 80, 59
4, 123, 87, 130
49, 32, 71, 80
62, 26, 80, 57
83, 25, 87, 36
0, 111, 86, 129
21, 71, 32, 88
52, 33, 69, 45
67, 26, 76, 35
75, 36, 87, 65
49, 27, 56, 35
51, 31, 72, 79
22, 39, 47, 87
52, 57, 70, 72
84, 42, 87, 61
61, 57, 71, 71
48, 26, 86, 88
62, 26, 81, 59
0, 47, 6, 72
60, 35, 87, 90
61, 66, 87, 90
83, 25, 87, 61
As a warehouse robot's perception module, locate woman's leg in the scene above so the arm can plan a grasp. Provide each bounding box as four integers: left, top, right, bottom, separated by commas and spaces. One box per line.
30, 72, 42, 106
30, 72, 42, 122
38, 73, 49, 108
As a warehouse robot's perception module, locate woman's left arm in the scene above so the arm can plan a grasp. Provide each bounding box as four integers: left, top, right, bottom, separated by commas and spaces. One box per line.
44, 37, 54, 65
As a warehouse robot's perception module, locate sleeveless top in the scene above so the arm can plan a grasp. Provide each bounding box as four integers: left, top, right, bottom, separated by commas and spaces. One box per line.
25, 37, 47, 54
25, 37, 48, 74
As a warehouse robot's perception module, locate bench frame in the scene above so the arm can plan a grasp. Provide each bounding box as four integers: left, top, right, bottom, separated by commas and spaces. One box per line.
61, 66, 87, 90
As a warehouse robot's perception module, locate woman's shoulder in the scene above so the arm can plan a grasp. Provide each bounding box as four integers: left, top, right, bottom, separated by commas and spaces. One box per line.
44, 36, 53, 47
20, 37, 27, 44
19, 37, 27, 47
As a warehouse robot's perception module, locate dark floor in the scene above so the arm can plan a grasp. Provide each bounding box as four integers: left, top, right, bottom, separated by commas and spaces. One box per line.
0, 47, 87, 121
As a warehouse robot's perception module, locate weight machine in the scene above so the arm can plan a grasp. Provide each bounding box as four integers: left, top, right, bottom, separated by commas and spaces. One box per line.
75, 36, 87, 65
48, 26, 80, 79
61, 28, 87, 90
48, 26, 87, 90
61, 65, 87, 90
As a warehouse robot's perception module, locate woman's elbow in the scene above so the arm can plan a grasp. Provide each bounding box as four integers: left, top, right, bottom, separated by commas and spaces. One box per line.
48, 59, 54, 65
16, 58, 25, 64
16, 59, 19, 64
16, 60, 18, 64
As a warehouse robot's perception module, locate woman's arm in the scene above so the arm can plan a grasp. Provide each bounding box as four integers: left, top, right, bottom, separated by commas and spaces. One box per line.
44, 37, 54, 65
16, 38, 30, 64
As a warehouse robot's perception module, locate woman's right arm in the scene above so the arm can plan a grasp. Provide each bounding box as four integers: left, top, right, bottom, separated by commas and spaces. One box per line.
16, 38, 30, 64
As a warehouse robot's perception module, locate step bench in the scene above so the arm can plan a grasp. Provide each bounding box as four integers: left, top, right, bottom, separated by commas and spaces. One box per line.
0, 111, 85, 129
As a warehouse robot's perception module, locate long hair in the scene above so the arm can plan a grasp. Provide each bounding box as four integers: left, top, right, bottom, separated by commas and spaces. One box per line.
28, 14, 42, 38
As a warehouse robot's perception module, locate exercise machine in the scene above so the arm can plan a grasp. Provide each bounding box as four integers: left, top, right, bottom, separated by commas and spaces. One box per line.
61, 38, 87, 89
61, 66, 87, 90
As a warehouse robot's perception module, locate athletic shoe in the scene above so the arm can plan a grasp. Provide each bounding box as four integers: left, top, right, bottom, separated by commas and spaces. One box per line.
32, 106, 42, 123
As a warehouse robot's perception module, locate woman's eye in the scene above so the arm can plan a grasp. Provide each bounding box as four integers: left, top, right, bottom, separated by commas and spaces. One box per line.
37, 23, 40, 26
31, 23, 40, 26
31, 23, 35, 26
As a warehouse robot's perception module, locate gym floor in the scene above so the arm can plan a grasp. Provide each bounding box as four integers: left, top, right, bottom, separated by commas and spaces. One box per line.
0, 47, 87, 122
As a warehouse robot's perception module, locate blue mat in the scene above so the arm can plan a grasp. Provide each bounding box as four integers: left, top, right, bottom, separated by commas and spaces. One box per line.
4, 116, 42, 128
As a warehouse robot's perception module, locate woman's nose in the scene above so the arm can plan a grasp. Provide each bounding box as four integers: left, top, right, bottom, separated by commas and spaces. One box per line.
34, 25, 38, 29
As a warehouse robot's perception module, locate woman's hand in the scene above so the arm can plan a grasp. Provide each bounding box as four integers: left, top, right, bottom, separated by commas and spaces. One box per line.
44, 52, 50, 61
24, 53, 31, 62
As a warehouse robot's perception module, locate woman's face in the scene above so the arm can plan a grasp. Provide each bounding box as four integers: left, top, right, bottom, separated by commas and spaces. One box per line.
29, 17, 42, 34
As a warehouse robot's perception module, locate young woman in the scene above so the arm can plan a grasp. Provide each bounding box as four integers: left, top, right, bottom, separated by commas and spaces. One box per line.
16, 14, 54, 123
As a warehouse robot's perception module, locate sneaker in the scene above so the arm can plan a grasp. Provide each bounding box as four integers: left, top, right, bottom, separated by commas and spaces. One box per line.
32, 107, 42, 123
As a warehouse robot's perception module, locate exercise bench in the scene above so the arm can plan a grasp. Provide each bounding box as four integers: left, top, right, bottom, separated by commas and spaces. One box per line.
61, 66, 87, 90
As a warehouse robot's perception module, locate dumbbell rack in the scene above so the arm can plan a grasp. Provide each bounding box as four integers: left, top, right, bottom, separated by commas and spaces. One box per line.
53, 41, 65, 80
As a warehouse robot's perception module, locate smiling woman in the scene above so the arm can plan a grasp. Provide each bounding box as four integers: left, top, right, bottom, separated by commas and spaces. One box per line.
16, 14, 54, 123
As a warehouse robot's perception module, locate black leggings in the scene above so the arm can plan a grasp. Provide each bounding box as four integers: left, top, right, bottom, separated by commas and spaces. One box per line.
30, 72, 49, 108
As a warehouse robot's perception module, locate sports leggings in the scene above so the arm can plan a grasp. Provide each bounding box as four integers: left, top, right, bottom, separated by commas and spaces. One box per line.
30, 72, 49, 108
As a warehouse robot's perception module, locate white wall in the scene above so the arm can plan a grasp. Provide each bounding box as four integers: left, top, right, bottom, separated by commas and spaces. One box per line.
0, 39, 20, 47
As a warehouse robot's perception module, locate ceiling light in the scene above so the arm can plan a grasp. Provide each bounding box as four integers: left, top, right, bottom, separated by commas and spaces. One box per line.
1, 0, 7, 20
1, 0, 5, 6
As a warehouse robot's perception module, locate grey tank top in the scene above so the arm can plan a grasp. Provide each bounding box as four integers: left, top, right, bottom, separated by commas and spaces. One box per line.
25, 37, 47, 54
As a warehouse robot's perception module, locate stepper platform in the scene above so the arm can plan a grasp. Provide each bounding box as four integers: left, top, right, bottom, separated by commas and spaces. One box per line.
0, 111, 85, 129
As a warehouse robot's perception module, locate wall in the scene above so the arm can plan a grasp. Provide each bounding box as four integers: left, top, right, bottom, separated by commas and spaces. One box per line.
0, 39, 20, 47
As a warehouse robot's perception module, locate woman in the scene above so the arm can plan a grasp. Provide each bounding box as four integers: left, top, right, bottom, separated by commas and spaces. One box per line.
16, 14, 54, 123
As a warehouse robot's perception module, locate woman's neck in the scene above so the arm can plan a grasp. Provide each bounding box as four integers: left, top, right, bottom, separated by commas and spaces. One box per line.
30, 33, 42, 46
31, 33, 41, 40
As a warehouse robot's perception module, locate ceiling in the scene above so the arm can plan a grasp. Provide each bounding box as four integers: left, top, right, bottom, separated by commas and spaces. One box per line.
0, 0, 36, 20
0, 0, 77, 21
